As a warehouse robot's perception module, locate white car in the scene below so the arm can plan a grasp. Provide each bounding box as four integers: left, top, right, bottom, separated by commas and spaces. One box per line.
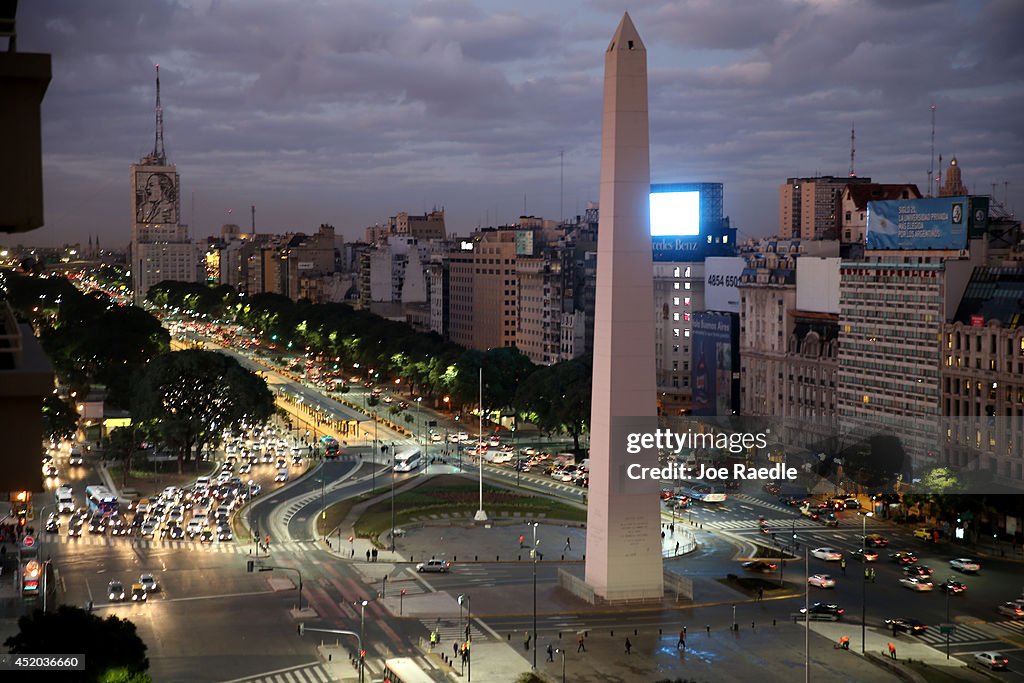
139, 573, 160, 593
973, 652, 1009, 670
949, 558, 980, 573
415, 559, 451, 573
274, 469, 289, 482
808, 574, 837, 588
900, 577, 934, 592
811, 547, 843, 561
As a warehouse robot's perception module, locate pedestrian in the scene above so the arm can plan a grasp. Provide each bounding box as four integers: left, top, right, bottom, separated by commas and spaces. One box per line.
577, 634, 586, 653
547, 643, 554, 662
675, 541, 680, 554
758, 587, 764, 601
366, 549, 371, 562
706, 624, 710, 635
661, 531, 665, 539
840, 558, 846, 576
429, 631, 437, 649
564, 536, 571, 552
454, 642, 459, 659
524, 632, 531, 651
372, 548, 378, 562
465, 624, 470, 641
677, 629, 686, 650
625, 637, 632, 655
519, 534, 525, 549
888, 642, 897, 660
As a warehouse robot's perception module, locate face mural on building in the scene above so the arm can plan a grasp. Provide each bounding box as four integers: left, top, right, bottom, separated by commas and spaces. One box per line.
136, 172, 178, 224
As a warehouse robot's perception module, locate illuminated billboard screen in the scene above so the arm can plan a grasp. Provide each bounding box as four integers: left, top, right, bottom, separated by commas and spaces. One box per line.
650, 191, 700, 236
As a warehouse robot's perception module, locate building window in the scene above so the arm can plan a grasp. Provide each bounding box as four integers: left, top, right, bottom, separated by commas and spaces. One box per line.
684, 329, 690, 338
673, 297, 680, 306
673, 313, 680, 321
862, 395, 870, 404
684, 297, 691, 306
673, 267, 680, 277
673, 328, 680, 338
674, 282, 680, 290
684, 267, 691, 277
684, 282, 691, 290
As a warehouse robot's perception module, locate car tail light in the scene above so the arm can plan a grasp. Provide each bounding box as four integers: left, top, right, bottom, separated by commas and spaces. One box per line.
837, 609, 844, 614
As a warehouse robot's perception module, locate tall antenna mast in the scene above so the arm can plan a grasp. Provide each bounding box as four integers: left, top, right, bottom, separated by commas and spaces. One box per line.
937, 153, 943, 195
153, 64, 166, 164
848, 122, 856, 177
928, 104, 935, 196
560, 148, 565, 223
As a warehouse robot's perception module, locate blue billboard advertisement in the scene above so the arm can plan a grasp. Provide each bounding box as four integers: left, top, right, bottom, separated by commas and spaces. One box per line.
691, 312, 739, 416
866, 196, 969, 250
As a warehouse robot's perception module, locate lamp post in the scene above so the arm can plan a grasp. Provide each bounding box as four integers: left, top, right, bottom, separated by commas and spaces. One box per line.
359, 600, 368, 682
946, 580, 951, 659
474, 367, 487, 521
320, 474, 326, 541
390, 463, 396, 552
372, 415, 378, 491
532, 522, 539, 670
555, 648, 566, 683
300, 625, 364, 683
860, 511, 873, 654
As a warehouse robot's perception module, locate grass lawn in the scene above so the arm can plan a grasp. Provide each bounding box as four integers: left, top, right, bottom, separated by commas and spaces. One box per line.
315, 486, 391, 537
353, 475, 585, 542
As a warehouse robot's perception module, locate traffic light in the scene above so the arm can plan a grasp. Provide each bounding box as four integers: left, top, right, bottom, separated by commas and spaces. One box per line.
401, 588, 406, 596
359, 649, 366, 660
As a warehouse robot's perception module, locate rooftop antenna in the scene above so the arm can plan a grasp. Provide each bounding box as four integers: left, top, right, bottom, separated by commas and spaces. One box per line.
928, 104, 935, 196
848, 122, 856, 177
251, 205, 255, 233
937, 153, 943, 195
560, 148, 565, 223
153, 64, 166, 165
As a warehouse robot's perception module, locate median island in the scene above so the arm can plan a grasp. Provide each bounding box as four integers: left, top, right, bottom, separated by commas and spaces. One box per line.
339, 475, 586, 545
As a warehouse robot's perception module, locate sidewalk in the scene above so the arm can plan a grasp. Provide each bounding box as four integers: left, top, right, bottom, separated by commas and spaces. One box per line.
811, 620, 994, 682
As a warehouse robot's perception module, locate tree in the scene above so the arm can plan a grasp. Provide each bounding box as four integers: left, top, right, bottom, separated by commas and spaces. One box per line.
918, 467, 960, 495
5, 606, 149, 683
42, 395, 79, 441
515, 355, 592, 450
131, 350, 274, 473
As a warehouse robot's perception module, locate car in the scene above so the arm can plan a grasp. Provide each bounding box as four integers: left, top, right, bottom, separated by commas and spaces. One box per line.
890, 551, 918, 565
291, 455, 303, 466
850, 549, 879, 562
416, 559, 451, 573
797, 603, 844, 621
741, 560, 778, 574
109, 518, 130, 536
949, 558, 980, 573
913, 528, 938, 541
45, 516, 60, 533
903, 564, 934, 578
811, 547, 843, 561
68, 453, 85, 466
808, 574, 837, 588
164, 525, 185, 540
44, 464, 59, 478
261, 453, 274, 463
108, 581, 126, 602
973, 652, 1009, 671
939, 578, 967, 594
899, 577, 934, 591
997, 602, 1024, 619
884, 617, 928, 635
863, 534, 889, 548
198, 530, 214, 544
238, 462, 252, 474
141, 523, 157, 538
89, 517, 107, 534
67, 521, 83, 537
274, 469, 289, 482
762, 482, 781, 496
130, 583, 148, 602
843, 498, 861, 510
217, 525, 233, 541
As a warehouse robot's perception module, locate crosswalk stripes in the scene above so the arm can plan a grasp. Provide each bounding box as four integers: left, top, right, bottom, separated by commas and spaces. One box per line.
919, 622, 998, 645
219, 661, 332, 683
989, 620, 1024, 635
420, 618, 490, 644
710, 518, 824, 531
40, 534, 322, 555
731, 494, 791, 513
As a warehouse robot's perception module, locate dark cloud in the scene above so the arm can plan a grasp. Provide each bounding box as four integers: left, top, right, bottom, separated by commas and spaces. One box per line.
5, 0, 1021, 248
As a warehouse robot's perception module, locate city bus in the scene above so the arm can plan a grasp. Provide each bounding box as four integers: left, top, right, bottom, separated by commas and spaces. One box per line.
85, 485, 119, 517
678, 481, 728, 503
383, 657, 434, 683
319, 435, 341, 459
393, 448, 422, 473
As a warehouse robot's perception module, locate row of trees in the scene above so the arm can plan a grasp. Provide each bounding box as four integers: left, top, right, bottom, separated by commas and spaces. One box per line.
148, 281, 593, 447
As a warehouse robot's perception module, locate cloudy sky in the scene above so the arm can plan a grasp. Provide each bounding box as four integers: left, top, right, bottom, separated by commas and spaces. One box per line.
11, 0, 1024, 247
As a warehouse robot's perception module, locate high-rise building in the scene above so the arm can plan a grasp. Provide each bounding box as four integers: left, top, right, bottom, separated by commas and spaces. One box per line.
130, 66, 197, 303
942, 266, 1024, 487
780, 175, 872, 240
447, 229, 518, 350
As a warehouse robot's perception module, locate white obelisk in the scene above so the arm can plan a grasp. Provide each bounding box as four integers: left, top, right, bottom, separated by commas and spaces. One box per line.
583, 13, 664, 602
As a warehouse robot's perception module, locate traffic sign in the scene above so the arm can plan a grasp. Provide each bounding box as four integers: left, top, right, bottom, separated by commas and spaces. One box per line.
22, 535, 34, 548
939, 625, 955, 634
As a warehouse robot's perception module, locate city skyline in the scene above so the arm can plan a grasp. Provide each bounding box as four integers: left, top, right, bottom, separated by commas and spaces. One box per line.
9, 0, 1023, 248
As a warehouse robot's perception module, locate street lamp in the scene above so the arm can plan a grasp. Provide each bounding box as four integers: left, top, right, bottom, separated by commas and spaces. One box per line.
390, 461, 396, 552
554, 648, 566, 683
358, 599, 368, 682
859, 511, 873, 654
474, 367, 487, 522
531, 522, 539, 670
793, 534, 810, 683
